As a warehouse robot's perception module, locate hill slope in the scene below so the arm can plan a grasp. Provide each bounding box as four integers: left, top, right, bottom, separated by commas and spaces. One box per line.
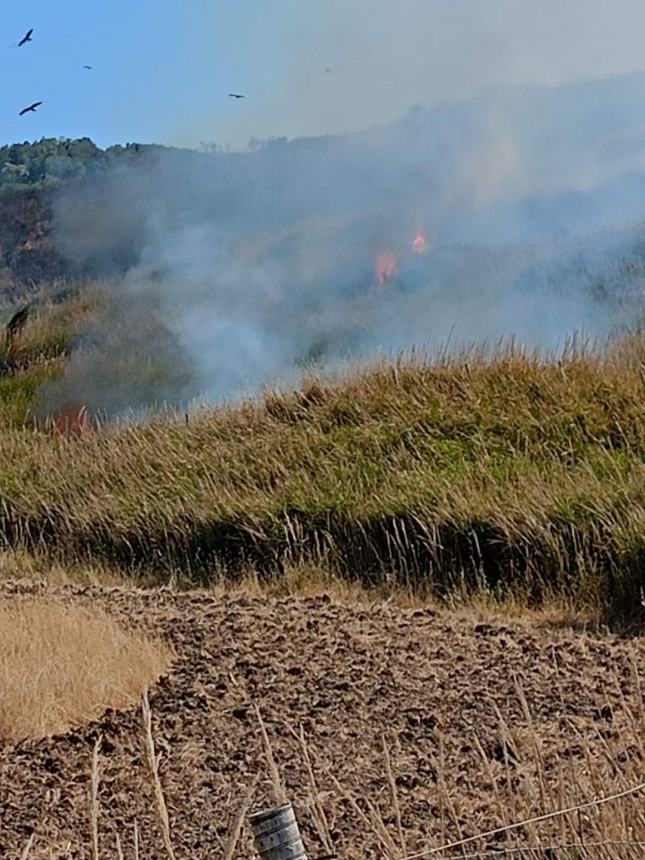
0, 335, 642, 623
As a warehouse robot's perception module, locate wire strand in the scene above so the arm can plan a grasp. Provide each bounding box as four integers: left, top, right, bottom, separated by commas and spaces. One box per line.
403, 782, 645, 859
432, 840, 645, 859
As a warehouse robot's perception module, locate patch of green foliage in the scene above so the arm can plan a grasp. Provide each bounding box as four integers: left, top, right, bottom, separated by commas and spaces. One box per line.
0, 138, 170, 196
0, 364, 62, 425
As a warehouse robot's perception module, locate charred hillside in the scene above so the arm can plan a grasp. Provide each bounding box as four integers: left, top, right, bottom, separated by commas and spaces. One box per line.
0, 189, 64, 292
0, 138, 174, 294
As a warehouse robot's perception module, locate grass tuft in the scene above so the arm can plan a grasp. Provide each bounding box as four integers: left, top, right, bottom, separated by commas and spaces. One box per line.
0, 599, 172, 740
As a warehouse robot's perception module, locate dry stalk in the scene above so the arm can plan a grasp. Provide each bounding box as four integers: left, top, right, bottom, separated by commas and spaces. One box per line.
630, 655, 645, 748
436, 734, 466, 859
513, 676, 550, 815
554, 759, 568, 846
421, 841, 645, 859
114, 834, 124, 860
222, 775, 259, 860
133, 821, 140, 860
326, 767, 396, 858
291, 725, 334, 854
402, 780, 645, 859
141, 690, 177, 860
19, 834, 35, 860
89, 736, 101, 860
472, 733, 506, 827
254, 705, 286, 805
382, 733, 407, 859
492, 704, 520, 827
364, 795, 401, 858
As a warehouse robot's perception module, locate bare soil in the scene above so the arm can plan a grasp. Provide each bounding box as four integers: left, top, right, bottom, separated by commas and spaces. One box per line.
0, 581, 643, 859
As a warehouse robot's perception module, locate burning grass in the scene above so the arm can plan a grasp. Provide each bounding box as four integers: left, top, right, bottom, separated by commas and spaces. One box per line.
0, 333, 643, 622
0, 598, 172, 741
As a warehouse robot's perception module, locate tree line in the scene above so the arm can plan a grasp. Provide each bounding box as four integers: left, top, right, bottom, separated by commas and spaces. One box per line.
0, 138, 166, 195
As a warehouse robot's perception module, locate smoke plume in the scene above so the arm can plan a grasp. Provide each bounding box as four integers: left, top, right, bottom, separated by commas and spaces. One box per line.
42, 72, 645, 417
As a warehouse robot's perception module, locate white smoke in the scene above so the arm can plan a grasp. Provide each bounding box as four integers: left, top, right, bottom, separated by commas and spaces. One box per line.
42, 72, 645, 416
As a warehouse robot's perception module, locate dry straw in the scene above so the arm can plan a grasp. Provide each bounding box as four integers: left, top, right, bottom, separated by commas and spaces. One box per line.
403, 781, 645, 859
298, 725, 334, 856
141, 689, 177, 860
0, 334, 644, 619
222, 776, 259, 860
382, 733, 407, 859
19, 834, 34, 860
115, 833, 125, 860
89, 736, 101, 860
255, 704, 287, 805
425, 842, 645, 859
0, 600, 171, 741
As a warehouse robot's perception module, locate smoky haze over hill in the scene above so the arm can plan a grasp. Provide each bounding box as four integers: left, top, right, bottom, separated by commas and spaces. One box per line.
39, 73, 645, 416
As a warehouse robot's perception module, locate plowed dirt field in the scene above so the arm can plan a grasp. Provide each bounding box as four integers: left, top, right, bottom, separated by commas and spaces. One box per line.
0, 581, 643, 859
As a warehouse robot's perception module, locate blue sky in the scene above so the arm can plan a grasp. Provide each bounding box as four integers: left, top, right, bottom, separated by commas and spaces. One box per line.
4, 1, 645, 151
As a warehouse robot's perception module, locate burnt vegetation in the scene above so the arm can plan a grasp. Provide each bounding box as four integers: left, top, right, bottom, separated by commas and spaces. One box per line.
0, 139, 168, 288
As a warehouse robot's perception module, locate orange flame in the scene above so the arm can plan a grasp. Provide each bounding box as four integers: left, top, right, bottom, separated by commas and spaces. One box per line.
51, 403, 91, 438
376, 251, 398, 286
411, 229, 429, 254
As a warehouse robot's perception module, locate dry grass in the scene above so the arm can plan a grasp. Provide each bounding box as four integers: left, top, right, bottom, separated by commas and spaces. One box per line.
0, 599, 172, 740
0, 333, 642, 622
0, 291, 96, 365
0, 547, 131, 586
0, 287, 643, 623
17, 689, 645, 859
141, 689, 177, 860
0, 291, 96, 426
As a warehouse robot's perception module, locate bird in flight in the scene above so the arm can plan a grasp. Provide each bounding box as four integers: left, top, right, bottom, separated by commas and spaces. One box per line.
18, 29, 33, 47
19, 101, 42, 116
228, 93, 245, 99
83, 65, 93, 70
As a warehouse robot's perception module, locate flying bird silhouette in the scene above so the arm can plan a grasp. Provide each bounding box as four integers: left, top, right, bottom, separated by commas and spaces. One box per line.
228, 93, 245, 99
18, 29, 33, 47
83, 65, 93, 70
19, 101, 42, 116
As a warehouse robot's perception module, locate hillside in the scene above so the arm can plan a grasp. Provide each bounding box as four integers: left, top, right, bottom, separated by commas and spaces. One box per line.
2, 9, 645, 859
0, 74, 644, 622
0, 189, 64, 290
0, 315, 642, 625
0, 139, 173, 290
5, 72, 645, 292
